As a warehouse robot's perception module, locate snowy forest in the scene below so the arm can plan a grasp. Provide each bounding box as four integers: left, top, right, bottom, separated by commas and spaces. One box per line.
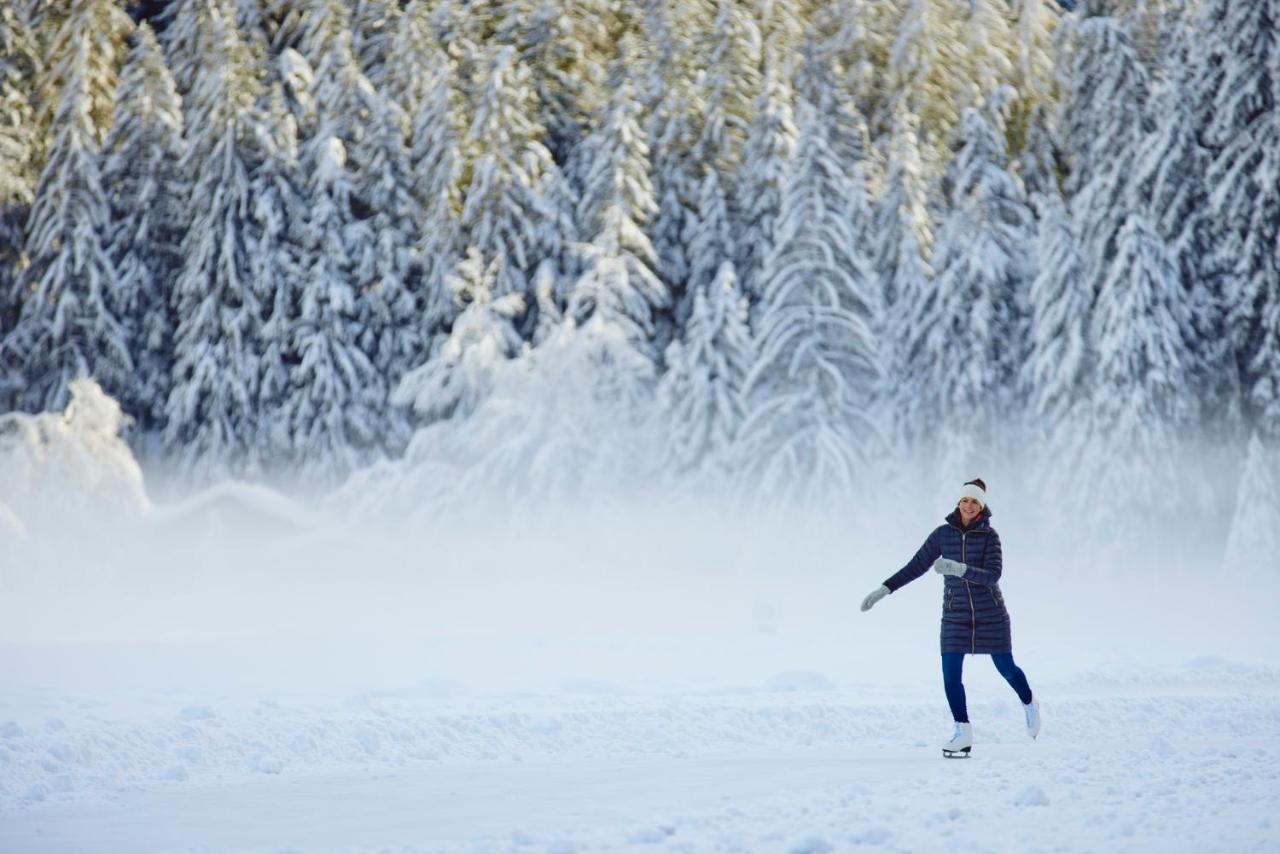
0, 0, 1278, 559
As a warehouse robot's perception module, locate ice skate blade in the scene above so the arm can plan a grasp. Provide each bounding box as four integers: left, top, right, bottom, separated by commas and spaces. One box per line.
942, 747, 971, 758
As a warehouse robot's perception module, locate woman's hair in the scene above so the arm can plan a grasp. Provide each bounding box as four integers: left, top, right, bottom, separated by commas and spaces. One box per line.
964, 478, 987, 492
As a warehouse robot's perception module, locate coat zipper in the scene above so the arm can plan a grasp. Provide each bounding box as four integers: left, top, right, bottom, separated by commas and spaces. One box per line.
962, 531, 975, 653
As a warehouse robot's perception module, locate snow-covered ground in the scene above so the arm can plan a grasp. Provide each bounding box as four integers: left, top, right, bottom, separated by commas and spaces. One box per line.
2, 499, 1278, 852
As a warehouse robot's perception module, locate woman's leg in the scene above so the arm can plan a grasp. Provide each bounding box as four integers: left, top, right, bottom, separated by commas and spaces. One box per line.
941, 653, 968, 723
990, 653, 1033, 704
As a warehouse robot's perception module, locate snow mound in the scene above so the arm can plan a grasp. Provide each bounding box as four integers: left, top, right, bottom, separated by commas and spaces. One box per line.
0, 379, 148, 533
1013, 785, 1050, 806
146, 480, 313, 539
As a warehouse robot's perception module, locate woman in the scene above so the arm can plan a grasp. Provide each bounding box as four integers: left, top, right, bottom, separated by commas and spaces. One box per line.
859, 478, 1041, 757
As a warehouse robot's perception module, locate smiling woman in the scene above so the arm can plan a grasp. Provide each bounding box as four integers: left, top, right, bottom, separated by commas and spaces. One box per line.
860, 478, 1042, 758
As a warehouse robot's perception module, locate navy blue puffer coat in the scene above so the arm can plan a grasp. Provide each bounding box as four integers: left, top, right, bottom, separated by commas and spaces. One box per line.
882, 506, 1011, 655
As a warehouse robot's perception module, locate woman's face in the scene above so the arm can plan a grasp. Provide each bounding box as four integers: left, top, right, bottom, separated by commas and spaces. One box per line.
958, 497, 982, 524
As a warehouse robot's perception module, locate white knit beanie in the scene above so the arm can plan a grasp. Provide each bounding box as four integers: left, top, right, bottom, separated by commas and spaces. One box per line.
959, 480, 987, 508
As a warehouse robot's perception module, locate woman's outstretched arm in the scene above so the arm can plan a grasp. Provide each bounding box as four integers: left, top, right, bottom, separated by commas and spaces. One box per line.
882, 530, 943, 593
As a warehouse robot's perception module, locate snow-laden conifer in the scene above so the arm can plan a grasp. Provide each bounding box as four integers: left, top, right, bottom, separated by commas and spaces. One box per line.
1079, 213, 1191, 531
964, 0, 1015, 108
568, 72, 670, 410
384, 0, 432, 120
1197, 0, 1280, 438
655, 260, 753, 483
35, 0, 131, 145
1063, 17, 1150, 298
1024, 191, 1092, 502
1026, 192, 1089, 438
4, 17, 130, 414
100, 22, 185, 435
693, 0, 761, 180
247, 83, 308, 468
1223, 433, 1280, 571
923, 104, 1034, 467
461, 45, 574, 312
679, 169, 736, 334
302, 0, 419, 451
393, 248, 525, 424
0, 2, 40, 400
163, 9, 267, 480
350, 0, 397, 88
285, 135, 386, 485
495, 0, 610, 168
157, 0, 217, 100
352, 74, 423, 424
409, 46, 466, 340
876, 104, 935, 445
737, 100, 883, 505
887, 0, 967, 175
641, 9, 701, 329
1132, 81, 1230, 425
736, 47, 796, 306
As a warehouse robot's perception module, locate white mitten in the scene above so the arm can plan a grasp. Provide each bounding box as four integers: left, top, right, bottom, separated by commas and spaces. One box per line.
933, 557, 966, 577
860, 584, 890, 612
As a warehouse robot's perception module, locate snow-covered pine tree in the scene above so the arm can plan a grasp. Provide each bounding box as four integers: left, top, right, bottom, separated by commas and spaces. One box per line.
383, 0, 432, 120
33, 0, 131, 148
963, 0, 1016, 110
350, 0, 398, 88
886, 0, 967, 178
157, 0, 217, 101
693, 0, 761, 181
1025, 191, 1090, 490
1131, 75, 1230, 429
925, 102, 1035, 468
678, 167, 735, 334
737, 99, 883, 505
735, 45, 796, 307
99, 22, 185, 436
392, 247, 525, 423
640, 5, 701, 341
0, 3, 40, 404
426, 0, 483, 109
1080, 213, 1192, 534
3, 4, 133, 415
495, 0, 611, 169
876, 102, 935, 447
286, 134, 385, 486
1062, 16, 1150, 303
350, 73, 422, 445
247, 82, 308, 468
793, 33, 871, 201
164, 7, 269, 481
408, 45, 466, 342
1223, 432, 1280, 572
301, 0, 419, 454
461, 44, 574, 321
1008, 0, 1057, 156
1196, 0, 1280, 441
874, 95, 934, 306
568, 70, 670, 410
756, 0, 807, 69
655, 260, 753, 484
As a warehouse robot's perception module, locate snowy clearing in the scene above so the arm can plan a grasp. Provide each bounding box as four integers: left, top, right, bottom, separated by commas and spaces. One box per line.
2, 503, 1278, 853
1, 676, 1277, 853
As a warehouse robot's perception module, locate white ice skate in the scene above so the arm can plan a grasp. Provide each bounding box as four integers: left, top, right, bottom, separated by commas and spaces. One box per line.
942, 722, 973, 758
1024, 699, 1041, 739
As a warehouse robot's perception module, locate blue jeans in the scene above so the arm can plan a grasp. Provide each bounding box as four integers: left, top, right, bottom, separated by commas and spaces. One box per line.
942, 653, 1033, 724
